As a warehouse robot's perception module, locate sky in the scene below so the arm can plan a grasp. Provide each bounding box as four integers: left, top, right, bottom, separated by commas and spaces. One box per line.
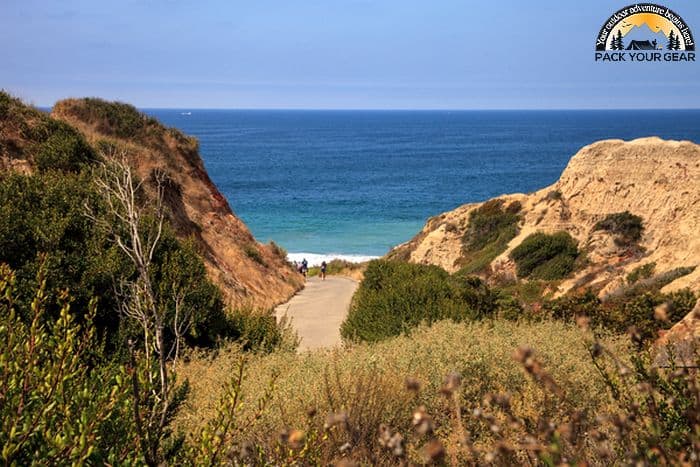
1, 0, 699, 109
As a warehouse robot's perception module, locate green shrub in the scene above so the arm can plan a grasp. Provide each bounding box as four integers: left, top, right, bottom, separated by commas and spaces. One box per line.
499, 280, 551, 307
0, 91, 97, 169
510, 231, 579, 280
613, 265, 696, 300
0, 264, 132, 464
544, 189, 563, 201
307, 258, 364, 277
228, 309, 282, 352
495, 294, 525, 320
0, 90, 11, 119
341, 260, 497, 342
626, 262, 656, 285
458, 199, 521, 274
35, 121, 97, 172
268, 240, 287, 260
154, 236, 230, 348
544, 288, 697, 344
0, 171, 232, 357
462, 199, 521, 251
594, 211, 644, 247
544, 290, 602, 322
243, 243, 266, 266
63, 98, 156, 139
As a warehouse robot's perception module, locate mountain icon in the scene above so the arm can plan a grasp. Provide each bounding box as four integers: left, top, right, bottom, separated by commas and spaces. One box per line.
623, 23, 669, 49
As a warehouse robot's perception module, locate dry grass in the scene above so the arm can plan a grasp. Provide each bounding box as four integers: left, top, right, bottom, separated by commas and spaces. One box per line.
175, 319, 628, 463
307, 259, 368, 281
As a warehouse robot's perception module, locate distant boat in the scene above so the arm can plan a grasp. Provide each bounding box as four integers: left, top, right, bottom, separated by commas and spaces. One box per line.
180, 111, 192, 116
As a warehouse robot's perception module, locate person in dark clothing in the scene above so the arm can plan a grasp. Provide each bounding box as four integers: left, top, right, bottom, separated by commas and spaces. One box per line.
320, 260, 327, 280
301, 258, 308, 280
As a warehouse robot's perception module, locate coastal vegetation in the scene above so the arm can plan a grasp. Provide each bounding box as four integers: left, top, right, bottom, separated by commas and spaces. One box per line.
510, 231, 580, 280
0, 91, 97, 171
0, 92, 284, 357
57, 97, 160, 140
307, 258, 365, 278
2, 92, 699, 465
457, 199, 521, 275
0, 165, 234, 355
340, 258, 695, 347
4, 257, 699, 464
594, 211, 644, 247
627, 261, 656, 284
341, 260, 496, 342
544, 288, 696, 344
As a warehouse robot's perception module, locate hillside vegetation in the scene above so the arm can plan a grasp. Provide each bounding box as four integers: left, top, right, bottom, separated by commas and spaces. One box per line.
52, 96, 303, 308
0, 92, 301, 464
391, 138, 700, 299
2, 92, 700, 465
341, 259, 695, 346
0, 92, 294, 354
341, 260, 496, 342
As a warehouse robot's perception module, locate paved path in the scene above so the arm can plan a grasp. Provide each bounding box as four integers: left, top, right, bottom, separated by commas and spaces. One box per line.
275, 276, 358, 352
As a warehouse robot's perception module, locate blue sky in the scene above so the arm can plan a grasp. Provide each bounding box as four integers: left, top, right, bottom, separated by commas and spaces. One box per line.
2, 0, 699, 109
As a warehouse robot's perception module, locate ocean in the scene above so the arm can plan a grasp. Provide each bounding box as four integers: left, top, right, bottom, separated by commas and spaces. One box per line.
147, 109, 700, 265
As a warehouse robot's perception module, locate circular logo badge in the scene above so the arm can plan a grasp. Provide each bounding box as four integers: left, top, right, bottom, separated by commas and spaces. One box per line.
596, 4, 694, 52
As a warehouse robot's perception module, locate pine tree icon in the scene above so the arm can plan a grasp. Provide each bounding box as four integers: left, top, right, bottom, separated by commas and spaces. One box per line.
616, 30, 624, 50
611, 30, 624, 50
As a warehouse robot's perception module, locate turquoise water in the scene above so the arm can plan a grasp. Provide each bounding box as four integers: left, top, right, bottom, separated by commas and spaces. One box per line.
148, 109, 700, 261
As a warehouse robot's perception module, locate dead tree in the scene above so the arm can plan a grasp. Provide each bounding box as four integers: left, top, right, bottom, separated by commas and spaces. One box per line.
86, 151, 186, 465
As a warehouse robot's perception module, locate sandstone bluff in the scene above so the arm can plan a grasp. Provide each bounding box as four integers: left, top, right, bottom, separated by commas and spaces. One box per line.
390, 137, 700, 299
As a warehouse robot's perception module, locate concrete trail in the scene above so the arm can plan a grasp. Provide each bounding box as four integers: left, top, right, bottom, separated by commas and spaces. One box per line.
274, 276, 358, 352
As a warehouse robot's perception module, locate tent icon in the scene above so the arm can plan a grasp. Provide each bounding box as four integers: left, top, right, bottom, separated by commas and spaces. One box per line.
626, 40, 658, 50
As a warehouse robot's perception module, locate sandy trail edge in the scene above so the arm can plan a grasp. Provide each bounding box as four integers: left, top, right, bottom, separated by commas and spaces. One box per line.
274, 276, 358, 352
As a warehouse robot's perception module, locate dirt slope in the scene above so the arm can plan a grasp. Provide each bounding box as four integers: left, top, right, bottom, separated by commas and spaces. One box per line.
390, 137, 700, 296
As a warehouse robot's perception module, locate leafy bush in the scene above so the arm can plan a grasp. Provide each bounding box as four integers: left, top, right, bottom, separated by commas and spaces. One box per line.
35, 121, 97, 172
544, 290, 604, 333
594, 211, 644, 247
243, 243, 266, 266
462, 199, 521, 251
510, 231, 579, 280
626, 262, 656, 284
545, 288, 697, 344
308, 258, 364, 277
0, 171, 231, 356
153, 235, 230, 348
611, 265, 696, 301
60, 98, 156, 139
495, 294, 525, 320
458, 199, 521, 274
0, 264, 131, 465
592, 347, 700, 464
228, 308, 283, 352
544, 189, 563, 201
268, 240, 287, 260
340, 260, 497, 342
0, 91, 97, 170
0, 90, 12, 119
609, 289, 696, 343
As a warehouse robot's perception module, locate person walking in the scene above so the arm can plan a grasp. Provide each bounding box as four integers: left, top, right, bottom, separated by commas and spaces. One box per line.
301, 258, 308, 280
320, 260, 327, 281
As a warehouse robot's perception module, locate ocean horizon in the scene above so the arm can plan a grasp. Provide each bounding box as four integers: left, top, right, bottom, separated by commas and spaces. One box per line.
147, 109, 700, 265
